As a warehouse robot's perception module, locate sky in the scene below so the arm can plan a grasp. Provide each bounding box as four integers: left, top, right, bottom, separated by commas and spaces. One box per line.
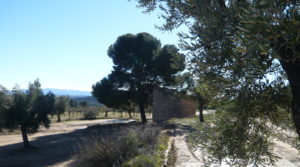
0, 0, 185, 91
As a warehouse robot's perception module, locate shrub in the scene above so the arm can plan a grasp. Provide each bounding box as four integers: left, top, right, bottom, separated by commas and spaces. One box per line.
72, 124, 162, 167
123, 155, 155, 167
83, 110, 99, 119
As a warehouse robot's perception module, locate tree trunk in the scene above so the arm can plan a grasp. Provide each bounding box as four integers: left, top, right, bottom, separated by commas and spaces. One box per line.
198, 102, 205, 122
57, 114, 61, 122
197, 95, 205, 122
280, 59, 300, 140
105, 110, 108, 117
68, 112, 71, 120
138, 101, 147, 123
21, 125, 30, 148
128, 110, 132, 118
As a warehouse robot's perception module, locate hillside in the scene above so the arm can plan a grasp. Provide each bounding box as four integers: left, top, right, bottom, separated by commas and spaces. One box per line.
42, 89, 102, 107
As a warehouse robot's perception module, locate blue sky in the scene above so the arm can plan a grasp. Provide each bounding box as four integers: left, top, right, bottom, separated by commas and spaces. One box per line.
0, 0, 184, 91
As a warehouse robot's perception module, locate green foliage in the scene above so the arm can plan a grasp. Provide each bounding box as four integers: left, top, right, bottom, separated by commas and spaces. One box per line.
69, 99, 78, 107
190, 111, 278, 166
53, 96, 69, 122
123, 155, 155, 167
175, 72, 219, 122
0, 80, 55, 147
93, 32, 185, 123
0, 86, 10, 129
135, 0, 300, 165
154, 45, 185, 84
83, 110, 99, 120
79, 101, 87, 107
70, 96, 103, 107
153, 133, 170, 166
54, 96, 69, 115
92, 77, 130, 109
3, 80, 55, 132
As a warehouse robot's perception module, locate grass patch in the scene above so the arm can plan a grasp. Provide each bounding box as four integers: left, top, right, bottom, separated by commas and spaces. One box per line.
166, 112, 216, 128
165, 140, 176, 167
167, 117, 198, 127
122, 133, 169, 167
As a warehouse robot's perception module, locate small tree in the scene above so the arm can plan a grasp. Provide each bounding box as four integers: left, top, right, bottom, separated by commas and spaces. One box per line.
68, 99, 78, 119
79, 101, 87, 107
2, 80, 55, 148
176, 73, 215, 122
54, 96, 69, 122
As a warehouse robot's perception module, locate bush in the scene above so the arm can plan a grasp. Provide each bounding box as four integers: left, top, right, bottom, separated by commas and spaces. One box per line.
83, 110, 99, 119
71, 125, 163, 167
123, 155, 155, 167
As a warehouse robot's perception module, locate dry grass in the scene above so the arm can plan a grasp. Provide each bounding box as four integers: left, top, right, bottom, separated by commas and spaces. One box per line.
49, 107, 152, 123
167, 117, 198, 126
71, 124, 168, 167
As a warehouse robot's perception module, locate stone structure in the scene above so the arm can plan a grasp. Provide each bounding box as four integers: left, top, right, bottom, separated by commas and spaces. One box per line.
151, 88, 196, 122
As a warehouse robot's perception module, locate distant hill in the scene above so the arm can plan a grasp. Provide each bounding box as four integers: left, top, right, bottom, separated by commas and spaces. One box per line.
42, 88, 91, 96
70, 96, 103, 107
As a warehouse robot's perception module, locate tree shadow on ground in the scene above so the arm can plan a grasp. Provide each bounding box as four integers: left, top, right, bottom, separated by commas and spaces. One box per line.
0, 129, 87, 167
0, 122, 138, 167
162, 122, 196, 137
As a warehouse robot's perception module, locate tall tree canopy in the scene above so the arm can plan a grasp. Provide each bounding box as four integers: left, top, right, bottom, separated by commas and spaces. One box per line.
136, 0, 300, 165
93, 32, 185, 123
1, 80, 55, 148
92, 77, 130, 109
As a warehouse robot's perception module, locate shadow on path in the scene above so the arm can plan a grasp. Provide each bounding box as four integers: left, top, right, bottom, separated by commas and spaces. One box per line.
0, 120, 138, 167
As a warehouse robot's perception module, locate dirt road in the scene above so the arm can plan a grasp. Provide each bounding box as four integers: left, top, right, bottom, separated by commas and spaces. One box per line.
0, 119, 134, 167
173, 134, 300, 167
174, 135, 202, 167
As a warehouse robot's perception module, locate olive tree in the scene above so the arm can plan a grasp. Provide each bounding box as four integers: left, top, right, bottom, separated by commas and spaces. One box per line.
135, 0, 299, 165
54, 96, 69, 122
2, 80, 55, 148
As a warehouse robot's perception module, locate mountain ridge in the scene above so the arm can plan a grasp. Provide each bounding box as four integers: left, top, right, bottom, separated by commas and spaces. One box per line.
42, 88, 91, 96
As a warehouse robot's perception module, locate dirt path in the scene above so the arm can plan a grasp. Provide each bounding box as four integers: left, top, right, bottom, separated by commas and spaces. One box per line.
272, 139, 300, 167
173, 132, 300, 167
174, 135, 202, 167
0, 119, 133, 147
0, 119, 134, 167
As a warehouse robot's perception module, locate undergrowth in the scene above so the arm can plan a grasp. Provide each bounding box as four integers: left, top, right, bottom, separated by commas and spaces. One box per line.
71, 124, 169, 167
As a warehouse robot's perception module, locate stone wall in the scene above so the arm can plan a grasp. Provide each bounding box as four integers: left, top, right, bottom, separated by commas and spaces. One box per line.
151, 88, 196, 122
